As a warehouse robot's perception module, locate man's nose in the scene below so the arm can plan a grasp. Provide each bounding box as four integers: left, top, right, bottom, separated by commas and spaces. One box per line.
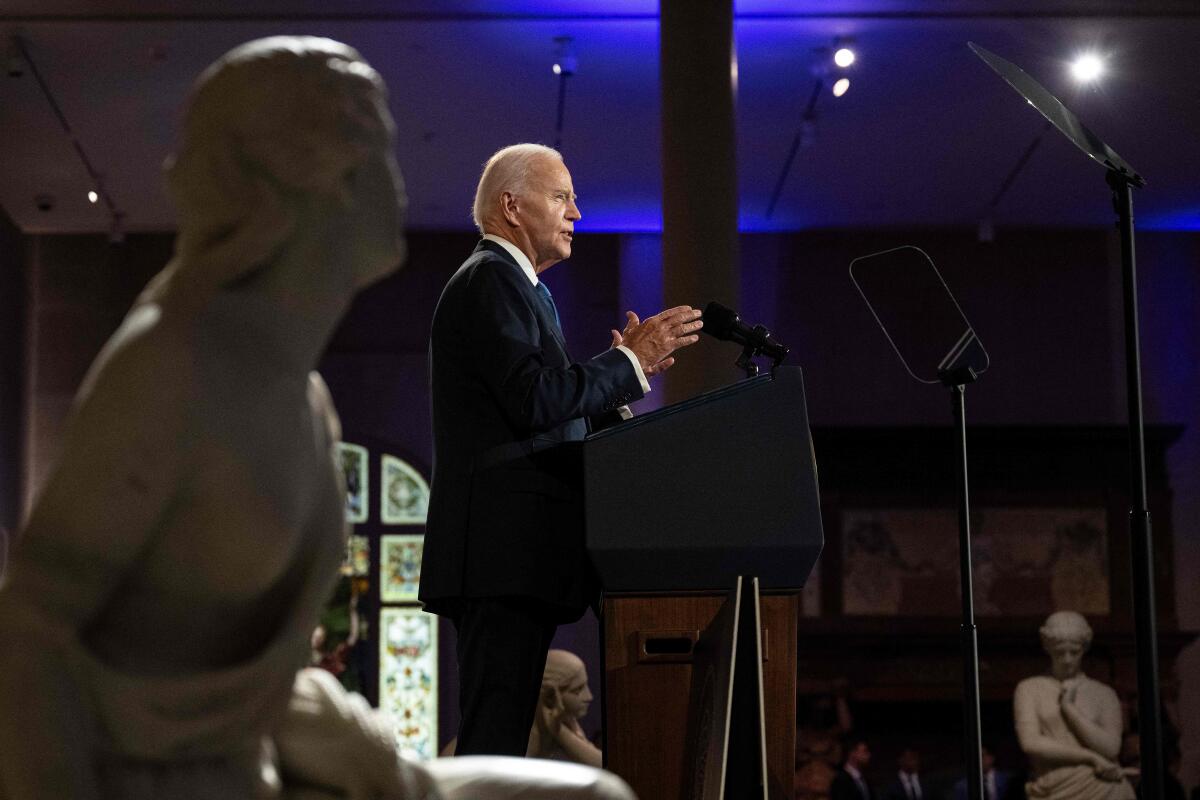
567, 199, 581, 221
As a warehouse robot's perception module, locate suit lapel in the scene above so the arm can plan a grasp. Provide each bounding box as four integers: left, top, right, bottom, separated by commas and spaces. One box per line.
476, 240, 568, 352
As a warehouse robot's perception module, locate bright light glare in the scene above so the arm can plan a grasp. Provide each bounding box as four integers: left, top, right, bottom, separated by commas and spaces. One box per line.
87, 190, 98, 203
1071, 53, 1104, 82
552, 63, 562, 75
832, 77, 850, 97
834, 48, 856, 68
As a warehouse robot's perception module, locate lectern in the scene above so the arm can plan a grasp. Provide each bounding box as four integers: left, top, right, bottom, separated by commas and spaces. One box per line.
584, 367, 823, 799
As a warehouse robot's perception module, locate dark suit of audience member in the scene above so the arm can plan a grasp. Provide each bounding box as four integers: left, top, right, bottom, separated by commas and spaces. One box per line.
883, 771, 925, 800
832, 767, 875, 800
953, 768, 1013, 800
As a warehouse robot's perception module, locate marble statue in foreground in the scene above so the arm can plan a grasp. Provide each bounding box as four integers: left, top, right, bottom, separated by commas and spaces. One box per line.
0, 36, 634, 800
1013, 611, 1135, 800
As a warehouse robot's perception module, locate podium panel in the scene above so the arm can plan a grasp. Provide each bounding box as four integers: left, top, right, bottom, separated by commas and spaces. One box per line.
584, 368, 823, 593
602, 592, 798, 800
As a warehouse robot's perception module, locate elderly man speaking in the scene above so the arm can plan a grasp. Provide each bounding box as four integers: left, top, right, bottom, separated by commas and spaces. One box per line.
422, 143, 702, 756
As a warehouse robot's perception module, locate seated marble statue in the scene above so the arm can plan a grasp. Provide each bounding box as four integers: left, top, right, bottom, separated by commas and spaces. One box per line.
1014, 610, 1135, 800
0, 37, 634, 800
528, 649, 603, 768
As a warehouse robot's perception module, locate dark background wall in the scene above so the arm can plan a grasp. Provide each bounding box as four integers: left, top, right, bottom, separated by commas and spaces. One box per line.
6, 219, 1199, 769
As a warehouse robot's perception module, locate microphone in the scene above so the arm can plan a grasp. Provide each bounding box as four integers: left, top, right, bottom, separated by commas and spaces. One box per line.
701, 302, 789, 363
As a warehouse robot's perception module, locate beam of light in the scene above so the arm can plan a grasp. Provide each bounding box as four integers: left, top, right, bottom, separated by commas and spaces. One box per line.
552, 62, 562, 75
834, 47, 855, 68
1070, 53, 1104, 82
832, 77, 850, 97
87, 190, 98, 203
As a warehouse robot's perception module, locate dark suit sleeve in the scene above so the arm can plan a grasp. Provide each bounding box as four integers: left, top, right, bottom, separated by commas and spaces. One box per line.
466, 260, 643, 434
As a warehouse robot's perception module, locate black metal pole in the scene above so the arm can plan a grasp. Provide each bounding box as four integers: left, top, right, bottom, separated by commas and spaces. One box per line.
1108, 169, 1163, 800
950, 384, 984, 800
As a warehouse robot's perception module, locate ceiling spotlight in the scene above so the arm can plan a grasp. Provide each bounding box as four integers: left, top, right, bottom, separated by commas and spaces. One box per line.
1070, 53, 1104, 82
832, 77, 851, 97
87, 190, 98, 203
552, 36, 577, 77
834, 47, 856, 68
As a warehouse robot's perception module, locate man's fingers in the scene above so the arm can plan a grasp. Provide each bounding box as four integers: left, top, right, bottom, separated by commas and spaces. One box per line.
624, 310, 641, 328
610, 329, 622, 348
645, 356, 675, 377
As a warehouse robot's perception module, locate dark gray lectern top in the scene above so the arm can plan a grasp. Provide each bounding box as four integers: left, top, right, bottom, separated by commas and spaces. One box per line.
584, 367, 823, 593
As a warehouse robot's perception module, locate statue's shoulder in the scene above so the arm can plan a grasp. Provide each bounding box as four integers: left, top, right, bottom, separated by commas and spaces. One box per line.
77, 302, 196, 411
306, 371, 342, 445
1014, 674, 1054, 698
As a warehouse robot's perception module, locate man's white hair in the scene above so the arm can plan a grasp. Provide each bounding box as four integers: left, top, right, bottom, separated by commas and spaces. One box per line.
471, 143, 563, 233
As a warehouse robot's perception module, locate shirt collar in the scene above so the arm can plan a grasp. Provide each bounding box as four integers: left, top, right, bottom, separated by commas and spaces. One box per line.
845, 765, 863, 781
482, 234, 537, 286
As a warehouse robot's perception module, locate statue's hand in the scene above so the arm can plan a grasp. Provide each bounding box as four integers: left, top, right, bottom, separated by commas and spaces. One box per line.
537, 686, 565, 737
1058, 680, 1079, 708
1090, 754, 1123, 781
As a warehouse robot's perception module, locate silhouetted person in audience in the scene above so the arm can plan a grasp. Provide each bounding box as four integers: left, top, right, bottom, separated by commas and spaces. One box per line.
832, 736, 875, 800
954, 746, 1015, 800
883, 747, 925, 800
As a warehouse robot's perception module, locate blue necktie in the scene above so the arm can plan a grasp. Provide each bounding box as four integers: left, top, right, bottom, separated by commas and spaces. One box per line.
535, 281, 561, 329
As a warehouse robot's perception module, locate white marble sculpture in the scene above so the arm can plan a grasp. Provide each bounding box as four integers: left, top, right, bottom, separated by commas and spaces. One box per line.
528, 649, 603, 768
1014, 611, 1135, 800
0, 36, 635, 800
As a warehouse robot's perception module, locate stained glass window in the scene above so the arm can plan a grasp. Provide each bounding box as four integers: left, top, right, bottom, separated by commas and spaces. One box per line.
380, 454, 430, 525
379, 607, 438, 760
337, 442, 369, 523
380, 534, 423, 603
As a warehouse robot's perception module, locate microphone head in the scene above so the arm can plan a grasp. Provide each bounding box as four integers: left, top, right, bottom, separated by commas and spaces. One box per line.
702, 301, 740, 340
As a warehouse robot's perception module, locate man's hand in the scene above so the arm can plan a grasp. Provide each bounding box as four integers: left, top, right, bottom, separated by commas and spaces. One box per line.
610, 306, 702, 378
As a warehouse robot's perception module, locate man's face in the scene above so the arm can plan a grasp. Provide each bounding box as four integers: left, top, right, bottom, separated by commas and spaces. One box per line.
850, 742, 871, 768
898, 749, 920, 774
516, 156, 580, 271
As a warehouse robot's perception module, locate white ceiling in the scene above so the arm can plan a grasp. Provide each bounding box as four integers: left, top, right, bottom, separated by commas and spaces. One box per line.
2, 1, 1198, 234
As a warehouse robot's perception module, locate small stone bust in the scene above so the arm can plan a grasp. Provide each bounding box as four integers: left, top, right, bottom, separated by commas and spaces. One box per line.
1013, 611, 1135, 800
528, 649, 603, 768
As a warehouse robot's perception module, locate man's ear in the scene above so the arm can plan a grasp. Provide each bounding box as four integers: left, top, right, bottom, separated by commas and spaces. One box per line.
500, 191, 521, 227
540, 685, 561, 709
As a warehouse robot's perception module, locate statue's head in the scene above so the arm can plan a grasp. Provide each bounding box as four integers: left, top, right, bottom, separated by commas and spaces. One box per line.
1039, 610, 1092, 680
153, 36, 406, 303
542, 648, 593, 720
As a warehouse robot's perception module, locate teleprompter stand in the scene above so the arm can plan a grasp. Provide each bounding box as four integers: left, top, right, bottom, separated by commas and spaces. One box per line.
583, 367, 823, 799
851, 245, 991, 800
970, 43, 1163, 800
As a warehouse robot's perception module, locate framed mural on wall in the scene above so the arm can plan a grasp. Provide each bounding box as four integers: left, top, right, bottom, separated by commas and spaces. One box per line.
840, 507, 1109, 617
381, 454, 430, 525
380, 534, 423, 603
379, 607, 438, 761
337, 442, 369, 524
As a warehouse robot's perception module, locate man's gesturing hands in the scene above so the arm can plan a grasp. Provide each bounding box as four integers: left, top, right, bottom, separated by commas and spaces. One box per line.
610, 305, 703, 378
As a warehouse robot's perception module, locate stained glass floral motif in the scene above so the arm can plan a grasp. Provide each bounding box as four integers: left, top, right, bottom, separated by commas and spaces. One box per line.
379, 607, 438, 760
380, 535, 423, 603
337, 442, 369, 523
380, 454, 430, 525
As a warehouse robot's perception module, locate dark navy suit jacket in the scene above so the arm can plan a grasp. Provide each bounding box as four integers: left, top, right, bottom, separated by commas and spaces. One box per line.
420, 239, 644, 621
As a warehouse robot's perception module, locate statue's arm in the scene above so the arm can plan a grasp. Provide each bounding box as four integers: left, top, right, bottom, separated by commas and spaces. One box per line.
1060, 684, 1122, 760
0, 324, 190, 797
552, 722, 603, 769
1013, 681, 1109, 769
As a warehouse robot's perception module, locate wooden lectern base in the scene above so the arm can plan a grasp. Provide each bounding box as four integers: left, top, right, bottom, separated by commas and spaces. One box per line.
602, 591, 798, 800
